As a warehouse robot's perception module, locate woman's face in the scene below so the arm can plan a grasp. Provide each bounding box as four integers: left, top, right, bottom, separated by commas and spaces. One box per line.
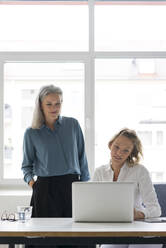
110, 135, 134, 167
41, 93, 62, 123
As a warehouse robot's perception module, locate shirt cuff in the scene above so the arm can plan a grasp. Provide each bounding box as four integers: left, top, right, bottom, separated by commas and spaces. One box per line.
24, 175, 33, 184
80, 175, 90, 181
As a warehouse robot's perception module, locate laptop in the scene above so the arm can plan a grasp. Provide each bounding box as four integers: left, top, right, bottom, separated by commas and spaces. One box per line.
72, 181, 134, 222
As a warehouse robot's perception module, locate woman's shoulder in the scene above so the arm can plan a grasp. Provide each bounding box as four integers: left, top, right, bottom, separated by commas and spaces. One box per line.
24, 127, 40, 136
93, 164, 111, 181
24, 127, 33, 133
95, 164, 110, 173
62, 116, 78, 123
130, 163, 150, 175
26, 126, 41, 132
61, 116, 81, 129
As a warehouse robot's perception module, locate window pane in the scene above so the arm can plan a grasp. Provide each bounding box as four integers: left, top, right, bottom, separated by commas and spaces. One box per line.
95, 59, 166, 182
4, 62, 84, 179
156, 131, 163, 146
0, 4, 88, 51
95, 4, 166, 51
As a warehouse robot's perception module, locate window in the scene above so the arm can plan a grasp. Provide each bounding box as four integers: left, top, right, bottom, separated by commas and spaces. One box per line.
95, 3, 166, 51
4, 62, 85, 179
1, 0, 166, 184
95, 58, 166, 182
0, 3, 88, 51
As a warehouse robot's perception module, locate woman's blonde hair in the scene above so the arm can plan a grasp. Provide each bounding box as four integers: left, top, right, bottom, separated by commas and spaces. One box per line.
108, 128, 143, 167
31, 85, 63, 129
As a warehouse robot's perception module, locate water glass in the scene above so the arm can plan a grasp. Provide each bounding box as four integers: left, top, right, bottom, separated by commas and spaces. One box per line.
17, 206, 32, 222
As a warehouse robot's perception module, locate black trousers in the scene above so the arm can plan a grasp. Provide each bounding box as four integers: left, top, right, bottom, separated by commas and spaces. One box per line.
29, 174, 94, 248
30, 174, 79, 218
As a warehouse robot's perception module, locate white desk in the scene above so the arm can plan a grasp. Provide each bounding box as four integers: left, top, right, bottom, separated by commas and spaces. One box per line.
0, 218, 166, 246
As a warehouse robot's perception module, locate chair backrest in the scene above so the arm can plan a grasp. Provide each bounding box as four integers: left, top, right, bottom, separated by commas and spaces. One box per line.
154, 183, 166, 217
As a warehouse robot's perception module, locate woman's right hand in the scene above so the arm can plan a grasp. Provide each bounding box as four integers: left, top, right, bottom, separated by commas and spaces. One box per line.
134, 208, 145, 220
28, 179, 35, 188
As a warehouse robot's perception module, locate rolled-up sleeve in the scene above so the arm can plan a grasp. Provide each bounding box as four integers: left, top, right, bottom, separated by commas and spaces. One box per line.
137, 167, 161, 218
75, 120, 90, 181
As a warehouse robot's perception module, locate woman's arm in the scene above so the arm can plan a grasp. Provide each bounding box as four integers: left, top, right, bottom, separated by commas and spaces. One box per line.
137, 165, 161, 218
76, 120, 90, 181
21, 128, 35, 184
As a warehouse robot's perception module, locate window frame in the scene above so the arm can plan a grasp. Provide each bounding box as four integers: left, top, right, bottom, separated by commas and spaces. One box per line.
1, 0, 166, 186
0, 52, 95, 186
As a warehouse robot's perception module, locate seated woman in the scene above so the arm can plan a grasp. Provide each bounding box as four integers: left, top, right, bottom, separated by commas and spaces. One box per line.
93, 128, 162, 248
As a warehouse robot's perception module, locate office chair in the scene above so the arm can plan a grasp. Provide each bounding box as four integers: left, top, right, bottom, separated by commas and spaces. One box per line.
154, 183, 166, 248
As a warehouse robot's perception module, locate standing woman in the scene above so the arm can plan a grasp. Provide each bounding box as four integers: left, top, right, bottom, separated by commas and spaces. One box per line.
22, 85, 90, 218
93, 128, 162, 248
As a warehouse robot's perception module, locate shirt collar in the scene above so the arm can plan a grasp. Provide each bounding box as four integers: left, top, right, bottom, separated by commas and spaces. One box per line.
107, 160, 128, 172
57, 115, 63, 125
40, 116, 63, 129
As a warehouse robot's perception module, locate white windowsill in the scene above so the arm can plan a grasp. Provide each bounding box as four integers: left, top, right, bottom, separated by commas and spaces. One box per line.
0, 189, 32, 196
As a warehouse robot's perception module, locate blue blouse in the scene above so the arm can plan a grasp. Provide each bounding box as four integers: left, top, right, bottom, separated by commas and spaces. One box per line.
22, 116, 90, 184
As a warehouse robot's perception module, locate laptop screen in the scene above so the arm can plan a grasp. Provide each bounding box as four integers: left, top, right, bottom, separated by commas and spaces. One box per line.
72, 181, 134, 222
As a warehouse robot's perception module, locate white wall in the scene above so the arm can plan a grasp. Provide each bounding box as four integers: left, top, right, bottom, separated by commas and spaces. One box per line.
0, 191, 31, 216
0, 192, 30, 248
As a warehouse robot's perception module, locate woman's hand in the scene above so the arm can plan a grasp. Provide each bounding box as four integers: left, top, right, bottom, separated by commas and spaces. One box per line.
28, 179, 35, 188
134, 208, 145, 220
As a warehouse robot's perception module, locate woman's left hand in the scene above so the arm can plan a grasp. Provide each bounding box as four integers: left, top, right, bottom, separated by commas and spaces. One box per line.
134, 208, 145, 220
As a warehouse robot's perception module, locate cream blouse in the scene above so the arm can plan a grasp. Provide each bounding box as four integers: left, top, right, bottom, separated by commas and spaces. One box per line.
93, 162, 161, 218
